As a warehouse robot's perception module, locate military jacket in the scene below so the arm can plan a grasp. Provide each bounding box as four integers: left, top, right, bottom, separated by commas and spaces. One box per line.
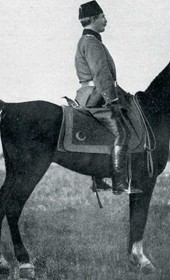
75, 29, 118, 107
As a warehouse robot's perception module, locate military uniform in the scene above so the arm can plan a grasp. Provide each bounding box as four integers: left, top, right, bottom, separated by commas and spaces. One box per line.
75, 29, 118, 108
75, 29, 129, 146
75, 29, 127, 110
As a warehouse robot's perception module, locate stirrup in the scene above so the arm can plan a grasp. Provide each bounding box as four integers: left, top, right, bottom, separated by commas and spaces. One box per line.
112, 187, 143, 195
112, 179, 143, 195
127, 154, 143, 194
126, 178, 143, 194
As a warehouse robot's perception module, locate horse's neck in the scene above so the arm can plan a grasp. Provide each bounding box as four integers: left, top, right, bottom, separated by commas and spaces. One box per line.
137, 88, 170, 117
138, 63, 170, 115
137, 94, 170, 140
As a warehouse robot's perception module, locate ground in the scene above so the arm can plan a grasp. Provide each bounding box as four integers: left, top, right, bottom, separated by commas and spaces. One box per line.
0, 159, 170, 280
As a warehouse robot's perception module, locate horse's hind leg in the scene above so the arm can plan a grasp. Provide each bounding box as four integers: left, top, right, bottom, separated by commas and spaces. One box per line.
4, 154, 52, 278
0, 215, 10, 275
0, 162, 18, 274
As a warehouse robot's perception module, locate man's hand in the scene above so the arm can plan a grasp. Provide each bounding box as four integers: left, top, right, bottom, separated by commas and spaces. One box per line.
108, 103, 122, 117
104, 99, 122, 117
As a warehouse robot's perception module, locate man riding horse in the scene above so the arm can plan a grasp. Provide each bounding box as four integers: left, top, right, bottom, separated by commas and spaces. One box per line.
75, 1, 140, 194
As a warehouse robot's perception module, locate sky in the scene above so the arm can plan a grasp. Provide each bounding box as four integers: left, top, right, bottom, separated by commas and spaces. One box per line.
0, 0, 169, 104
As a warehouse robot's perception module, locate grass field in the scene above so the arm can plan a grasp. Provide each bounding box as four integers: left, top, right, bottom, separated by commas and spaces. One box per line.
0, 159, 170, 280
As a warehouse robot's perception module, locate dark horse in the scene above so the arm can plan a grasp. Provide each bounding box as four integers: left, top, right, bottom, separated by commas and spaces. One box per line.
0, 63, 169, 277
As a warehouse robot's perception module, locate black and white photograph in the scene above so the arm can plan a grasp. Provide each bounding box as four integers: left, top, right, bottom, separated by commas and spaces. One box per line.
0, 1, 169, 279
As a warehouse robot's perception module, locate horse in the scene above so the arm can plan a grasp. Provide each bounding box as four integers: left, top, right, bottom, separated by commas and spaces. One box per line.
0, 62, 169, 278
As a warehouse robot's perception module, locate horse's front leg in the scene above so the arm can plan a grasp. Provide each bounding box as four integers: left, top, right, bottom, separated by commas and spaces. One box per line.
128, 187, 156, 275
130, 239, 155, 274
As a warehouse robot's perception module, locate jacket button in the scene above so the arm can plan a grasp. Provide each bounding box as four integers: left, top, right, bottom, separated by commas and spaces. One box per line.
103, 92, 106, 96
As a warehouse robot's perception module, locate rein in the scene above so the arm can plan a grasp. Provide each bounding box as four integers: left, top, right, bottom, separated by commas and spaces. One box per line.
133, 95, 156, 177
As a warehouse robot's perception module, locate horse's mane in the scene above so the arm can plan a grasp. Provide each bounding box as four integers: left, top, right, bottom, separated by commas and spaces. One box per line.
137, 62, 170, 114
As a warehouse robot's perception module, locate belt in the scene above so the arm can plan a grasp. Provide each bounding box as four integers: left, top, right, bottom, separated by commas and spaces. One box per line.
81, 80, 117, 87
81, 81, 95, 87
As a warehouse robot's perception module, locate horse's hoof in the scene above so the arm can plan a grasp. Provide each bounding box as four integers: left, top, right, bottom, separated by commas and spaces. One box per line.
19, 263, 35, 279
140, 262, 156, 275
129, 258, 156, 275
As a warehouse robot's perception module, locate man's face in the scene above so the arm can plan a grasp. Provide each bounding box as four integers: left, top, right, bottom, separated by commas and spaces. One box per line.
93, 13, 107, 33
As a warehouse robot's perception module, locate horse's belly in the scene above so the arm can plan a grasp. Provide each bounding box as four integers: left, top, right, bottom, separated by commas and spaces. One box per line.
53, 151, 111, 177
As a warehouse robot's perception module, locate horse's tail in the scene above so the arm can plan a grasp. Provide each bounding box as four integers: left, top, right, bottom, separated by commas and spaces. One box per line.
0, 100, 5, 111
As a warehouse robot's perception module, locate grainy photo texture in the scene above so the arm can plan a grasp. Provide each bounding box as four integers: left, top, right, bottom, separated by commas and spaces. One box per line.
0, 1, 169, 279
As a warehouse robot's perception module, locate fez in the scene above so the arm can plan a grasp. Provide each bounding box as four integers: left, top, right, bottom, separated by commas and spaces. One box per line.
79, 1, 103, 19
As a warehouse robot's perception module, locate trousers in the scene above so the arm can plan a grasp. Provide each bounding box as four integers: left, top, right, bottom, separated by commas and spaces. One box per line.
92, 108, 131, 147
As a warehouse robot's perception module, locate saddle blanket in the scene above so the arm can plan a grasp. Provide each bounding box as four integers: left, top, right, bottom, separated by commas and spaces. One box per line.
57, 96, 148, 155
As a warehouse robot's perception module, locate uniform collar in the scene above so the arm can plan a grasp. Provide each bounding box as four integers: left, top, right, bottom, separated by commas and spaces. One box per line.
83, 29, 102, 42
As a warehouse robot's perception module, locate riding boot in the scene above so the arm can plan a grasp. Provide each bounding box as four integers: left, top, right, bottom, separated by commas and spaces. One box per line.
91, 177, 112, 192
112, 145, 128, 193
92, 106, 142, 194
112, 145, 142, 194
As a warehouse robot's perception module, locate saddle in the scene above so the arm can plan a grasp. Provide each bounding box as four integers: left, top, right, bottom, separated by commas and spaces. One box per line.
57, 95, 155, 155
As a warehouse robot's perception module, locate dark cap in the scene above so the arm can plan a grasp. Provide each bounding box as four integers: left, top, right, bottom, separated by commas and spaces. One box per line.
79, 1, 103, 19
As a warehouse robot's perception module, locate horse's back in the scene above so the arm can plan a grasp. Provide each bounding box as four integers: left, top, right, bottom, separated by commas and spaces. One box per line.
1, 100, 62, 120
0, 100, 63, 156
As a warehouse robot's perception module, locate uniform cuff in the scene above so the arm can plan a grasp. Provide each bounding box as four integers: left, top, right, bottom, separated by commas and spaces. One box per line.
110, 98, 119, 104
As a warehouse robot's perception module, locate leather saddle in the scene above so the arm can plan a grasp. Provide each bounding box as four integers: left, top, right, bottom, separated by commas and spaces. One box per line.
57, 95, 155, 155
